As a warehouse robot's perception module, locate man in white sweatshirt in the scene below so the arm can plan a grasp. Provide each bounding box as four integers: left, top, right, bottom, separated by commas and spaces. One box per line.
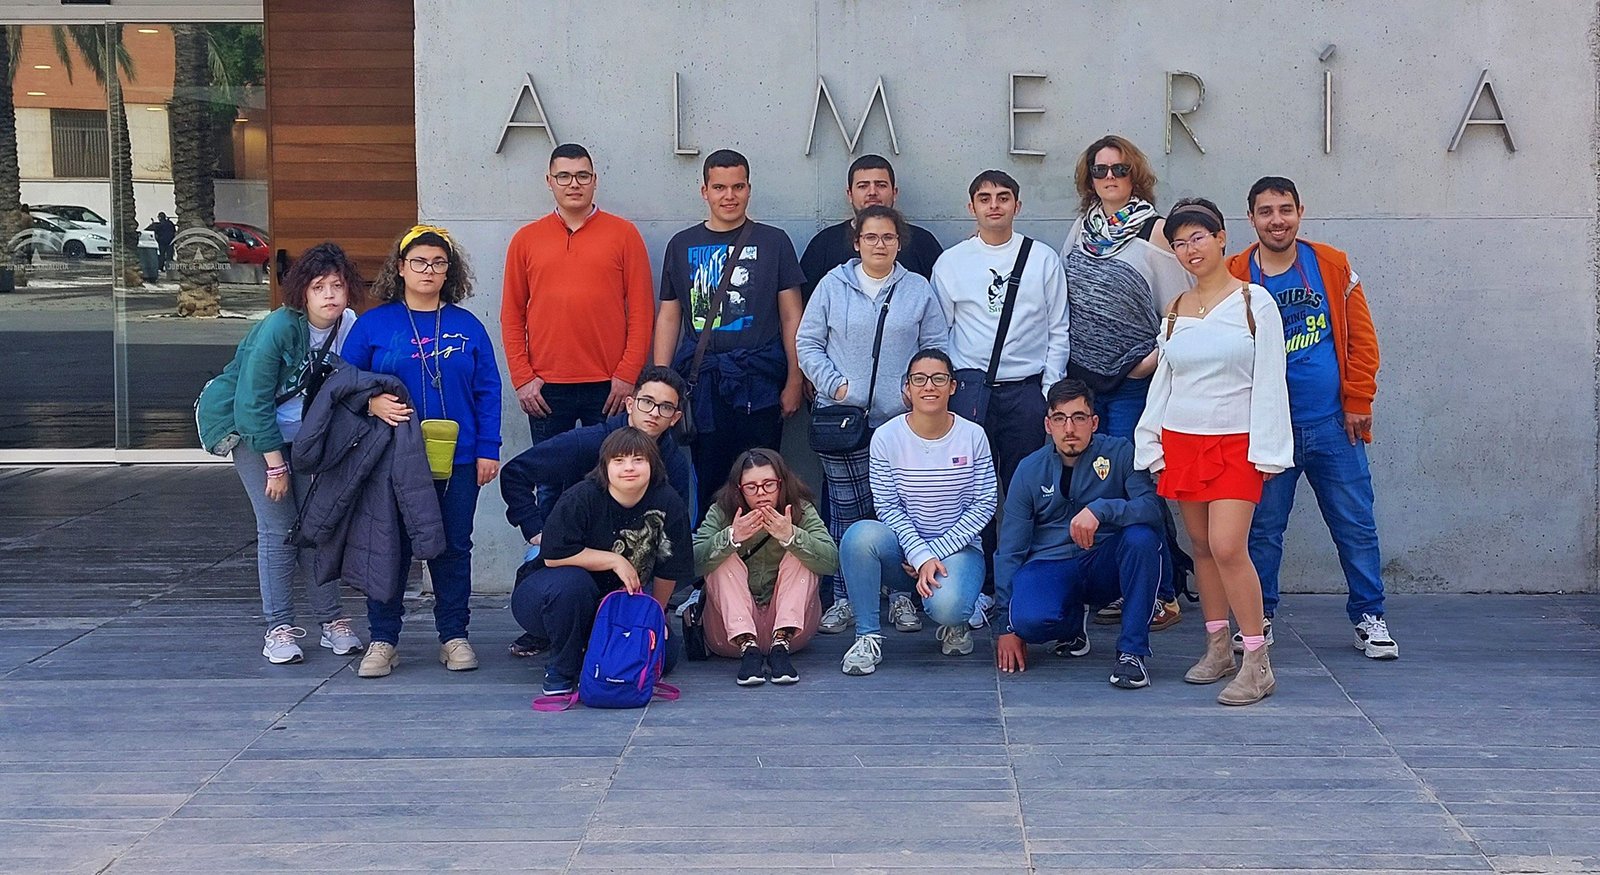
931, 170, 1071, 491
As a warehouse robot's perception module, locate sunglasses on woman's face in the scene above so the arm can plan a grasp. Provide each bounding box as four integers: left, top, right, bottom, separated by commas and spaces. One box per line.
1089, 163, 1132, 180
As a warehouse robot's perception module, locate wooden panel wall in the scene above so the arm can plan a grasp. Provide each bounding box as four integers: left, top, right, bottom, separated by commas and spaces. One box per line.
264, 0, 416, 300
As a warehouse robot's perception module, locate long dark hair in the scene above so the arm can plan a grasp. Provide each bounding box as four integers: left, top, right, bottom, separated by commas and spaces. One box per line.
370, 226, 476, 304
712, 448, 815, 524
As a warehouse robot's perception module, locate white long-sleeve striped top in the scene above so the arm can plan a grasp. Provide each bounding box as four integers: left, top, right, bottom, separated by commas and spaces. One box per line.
868, 413, 998, 569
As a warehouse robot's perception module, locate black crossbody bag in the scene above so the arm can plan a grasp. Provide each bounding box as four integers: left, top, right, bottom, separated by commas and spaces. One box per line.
809, 283, 897, 454
951, 237, 1033, 423
675, 222, 755, 445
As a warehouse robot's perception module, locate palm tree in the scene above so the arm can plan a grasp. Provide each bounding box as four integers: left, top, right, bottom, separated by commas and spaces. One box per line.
52, 24, 139, 287
0, 27, 28, 289
170, 24, 218, 317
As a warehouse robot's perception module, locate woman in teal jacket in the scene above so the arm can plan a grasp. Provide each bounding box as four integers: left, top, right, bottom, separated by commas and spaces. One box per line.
196, 243, 366, 665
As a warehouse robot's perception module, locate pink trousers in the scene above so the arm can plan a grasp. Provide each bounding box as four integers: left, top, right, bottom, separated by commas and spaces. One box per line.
703, 553, 821, 656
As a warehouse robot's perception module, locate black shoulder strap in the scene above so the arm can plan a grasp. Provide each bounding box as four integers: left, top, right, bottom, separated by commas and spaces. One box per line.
1136, 216, 1159, 241
861, 284, 899, 413
275, 322, 340, 407
984, 236, 1034, 386
686, 221, 756, 388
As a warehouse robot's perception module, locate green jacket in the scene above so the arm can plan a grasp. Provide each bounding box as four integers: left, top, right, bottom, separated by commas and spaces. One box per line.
693, 500, 838, 605
195, 307, 311, 454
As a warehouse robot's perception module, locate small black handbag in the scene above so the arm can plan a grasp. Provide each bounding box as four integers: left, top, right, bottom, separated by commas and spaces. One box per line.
809, 284, 896, 454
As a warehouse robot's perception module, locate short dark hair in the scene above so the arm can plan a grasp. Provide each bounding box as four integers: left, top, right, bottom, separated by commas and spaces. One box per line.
634, 365, 688, 406
968, 169, 1020, 200
1164, 197, 1227, 242
851, 204, 907, 244
1247, 176, 1300, 212
848, 153, 896, 188
702, 148, 749, 183
1046, 378, 1096, 412
281, 241, 365, 311
549, 143, 592, 167
904, 347, 954, 381
589, 426, 666, 489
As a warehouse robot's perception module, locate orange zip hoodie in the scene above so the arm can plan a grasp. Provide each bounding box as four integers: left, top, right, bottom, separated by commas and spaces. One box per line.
1227, 239, 1380, 441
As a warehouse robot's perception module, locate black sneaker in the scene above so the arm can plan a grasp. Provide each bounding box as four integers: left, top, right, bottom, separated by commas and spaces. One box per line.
509, 632, 547, 658
1110, 652, 1150, 689
767, 640, 799, 684
1052, 607, 1091, 658
541, 668, 575, 696
736, 644, 766, 686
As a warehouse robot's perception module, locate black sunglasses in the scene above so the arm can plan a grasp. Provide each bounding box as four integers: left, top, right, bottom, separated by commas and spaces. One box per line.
1089, 163, 1132, 180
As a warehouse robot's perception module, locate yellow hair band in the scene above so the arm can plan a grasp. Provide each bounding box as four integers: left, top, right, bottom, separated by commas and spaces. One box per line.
400, 224, 453, 252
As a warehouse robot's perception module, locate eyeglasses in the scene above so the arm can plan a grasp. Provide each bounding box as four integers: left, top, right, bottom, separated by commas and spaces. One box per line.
1170, 232, 1215, 252
550, 171, 595, 186
859, 233, 899, 247
1089, 163, 1132, 180
740, 478, 782, 495
1048, 412, 1095, 428
405, 258, 450, 274
906, 373, 953, 388
631, 396, 680, 417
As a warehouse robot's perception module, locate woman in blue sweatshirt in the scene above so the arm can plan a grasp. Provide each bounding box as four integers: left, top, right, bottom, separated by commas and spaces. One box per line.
340, 225, 503, 678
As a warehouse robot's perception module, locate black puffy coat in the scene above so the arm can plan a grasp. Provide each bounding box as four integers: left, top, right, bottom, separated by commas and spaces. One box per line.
292, 360, 444, 603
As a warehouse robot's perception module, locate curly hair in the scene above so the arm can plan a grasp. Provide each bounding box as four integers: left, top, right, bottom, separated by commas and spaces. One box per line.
1074, 135, 1159, 214
280, 241, 365, 311
369, 227, 476, 304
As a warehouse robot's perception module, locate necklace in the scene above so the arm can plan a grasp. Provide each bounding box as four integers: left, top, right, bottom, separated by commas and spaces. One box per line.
404, 302, 444, 392
1194, 285, 1241, 316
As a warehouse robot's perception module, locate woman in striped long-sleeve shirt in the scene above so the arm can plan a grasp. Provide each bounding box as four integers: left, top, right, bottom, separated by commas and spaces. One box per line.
836, 348, 998, 676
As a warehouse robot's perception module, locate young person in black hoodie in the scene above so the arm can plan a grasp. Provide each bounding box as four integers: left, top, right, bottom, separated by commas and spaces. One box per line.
509, 428, 694, 695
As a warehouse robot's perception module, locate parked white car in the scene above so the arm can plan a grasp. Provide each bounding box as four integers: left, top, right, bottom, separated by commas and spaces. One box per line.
31, 213, 112, 258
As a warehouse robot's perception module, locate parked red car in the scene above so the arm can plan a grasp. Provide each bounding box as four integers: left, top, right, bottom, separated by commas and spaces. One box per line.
214, 222, 271, 267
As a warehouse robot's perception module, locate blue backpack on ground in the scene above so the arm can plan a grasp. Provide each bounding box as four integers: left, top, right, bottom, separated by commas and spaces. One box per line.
533, 591, 679, 711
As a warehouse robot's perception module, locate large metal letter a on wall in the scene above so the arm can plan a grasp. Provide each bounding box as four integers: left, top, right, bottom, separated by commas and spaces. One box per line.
805, 76, 900, 156
1166, 71, 1206, 154
494, 73, 557, 153
1448, 68, 1517, 152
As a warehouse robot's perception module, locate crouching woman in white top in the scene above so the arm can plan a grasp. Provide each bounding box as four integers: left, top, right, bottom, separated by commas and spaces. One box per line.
1134, 198, 1291, 706
837, 348, 998, 676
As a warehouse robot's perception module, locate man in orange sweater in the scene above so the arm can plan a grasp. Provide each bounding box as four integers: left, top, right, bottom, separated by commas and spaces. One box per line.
501, 143, 655, 453
1227, 176, 1397, 660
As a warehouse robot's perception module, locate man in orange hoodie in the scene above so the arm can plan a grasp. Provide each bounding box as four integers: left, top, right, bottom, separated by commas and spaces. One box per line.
1227, 177, 1397, 660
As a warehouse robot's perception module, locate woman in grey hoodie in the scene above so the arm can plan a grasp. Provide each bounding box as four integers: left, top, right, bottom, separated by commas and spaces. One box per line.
797, 205, 949, 635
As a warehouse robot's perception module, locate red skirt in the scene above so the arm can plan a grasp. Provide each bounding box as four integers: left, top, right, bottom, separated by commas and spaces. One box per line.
1157, 430, 1263, 503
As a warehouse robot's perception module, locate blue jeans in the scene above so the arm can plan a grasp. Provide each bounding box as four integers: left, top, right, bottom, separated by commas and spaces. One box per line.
232, 445, 342, 631
1094, 375, 1187, 604
527, 380, 611, 530
838, 520, 985, 636
368, 463, 481, 644
1009, 524, 1165, 657
510, 566, 680, 684
1249, 413, 1384, 623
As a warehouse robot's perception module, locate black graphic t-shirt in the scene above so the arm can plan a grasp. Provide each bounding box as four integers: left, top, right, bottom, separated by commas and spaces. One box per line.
537, 478, 694, 591
659, 220, 805, 354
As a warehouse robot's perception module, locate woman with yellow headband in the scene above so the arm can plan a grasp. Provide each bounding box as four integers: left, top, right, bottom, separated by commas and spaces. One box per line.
340, 225, 503, 678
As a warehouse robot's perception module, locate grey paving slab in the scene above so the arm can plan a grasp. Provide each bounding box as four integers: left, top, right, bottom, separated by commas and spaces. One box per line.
2, 466, 1598, 873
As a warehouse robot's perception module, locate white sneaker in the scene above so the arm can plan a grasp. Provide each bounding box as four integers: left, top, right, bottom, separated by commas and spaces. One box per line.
262, 625, 306, 664
968, 593, 994, 629
1355, 614, 1399, 660
890, 594, 922, 632
938, 624, 974, 656
1231, 618, 1275, 654
319, 618, 364, 655
841, 634, 884, 676
819, 598, 854, 634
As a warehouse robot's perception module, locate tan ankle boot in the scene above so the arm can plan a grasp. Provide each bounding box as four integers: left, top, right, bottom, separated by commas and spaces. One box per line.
1184, 627, 1237, 684
1217, 645, 1276, 705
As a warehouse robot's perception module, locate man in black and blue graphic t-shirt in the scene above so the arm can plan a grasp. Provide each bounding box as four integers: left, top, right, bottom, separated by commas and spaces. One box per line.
653, 149, 807, 512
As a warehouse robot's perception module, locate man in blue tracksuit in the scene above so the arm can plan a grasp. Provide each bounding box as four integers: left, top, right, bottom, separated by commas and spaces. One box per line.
500, 365, 695, 656
994, 378, 1166, 689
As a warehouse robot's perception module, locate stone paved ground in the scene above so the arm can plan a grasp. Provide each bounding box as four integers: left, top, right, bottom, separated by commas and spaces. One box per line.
1, 465, 1597, 874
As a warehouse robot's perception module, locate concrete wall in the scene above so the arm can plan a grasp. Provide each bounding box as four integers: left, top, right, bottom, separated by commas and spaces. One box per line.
415, 0, 1600, 595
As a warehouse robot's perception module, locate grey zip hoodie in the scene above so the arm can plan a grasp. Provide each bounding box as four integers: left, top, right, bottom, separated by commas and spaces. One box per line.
797, 259, 949, 428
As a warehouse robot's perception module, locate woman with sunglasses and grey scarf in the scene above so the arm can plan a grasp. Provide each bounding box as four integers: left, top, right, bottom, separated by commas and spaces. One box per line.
1059, 135, 1195, 630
